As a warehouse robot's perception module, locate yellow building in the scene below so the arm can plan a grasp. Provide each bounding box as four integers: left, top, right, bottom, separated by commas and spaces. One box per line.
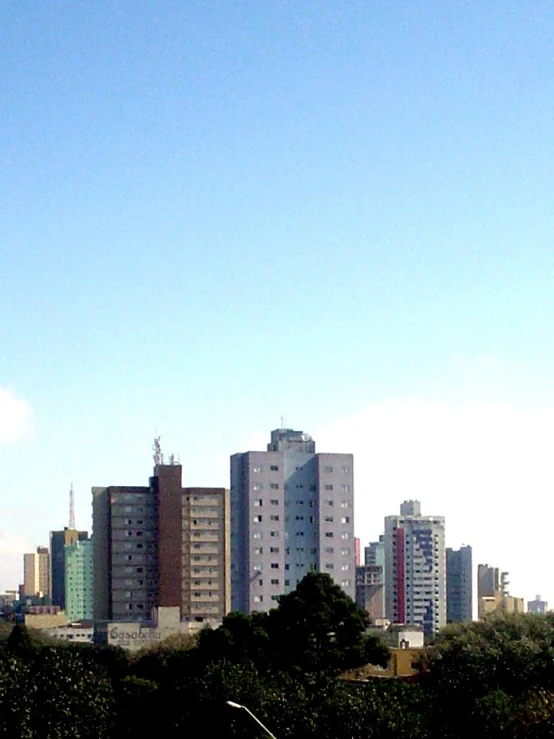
23, 547, 50, 598
342, 646, 426, 680
478, 592, 525, 620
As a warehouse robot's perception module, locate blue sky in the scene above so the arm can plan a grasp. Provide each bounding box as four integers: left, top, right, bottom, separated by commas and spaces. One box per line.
2, 2, 554, 604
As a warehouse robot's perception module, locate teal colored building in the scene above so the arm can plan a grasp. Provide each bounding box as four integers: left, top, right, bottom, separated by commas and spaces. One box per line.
65, 539, 93, 621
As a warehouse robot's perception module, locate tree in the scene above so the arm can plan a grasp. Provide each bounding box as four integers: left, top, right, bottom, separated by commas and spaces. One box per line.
426, 614, 554, 737
6, 624, 34, 654
269, 572, 389, 678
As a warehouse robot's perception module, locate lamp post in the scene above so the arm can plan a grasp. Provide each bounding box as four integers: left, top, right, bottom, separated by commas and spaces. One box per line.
226, 701, 279, 739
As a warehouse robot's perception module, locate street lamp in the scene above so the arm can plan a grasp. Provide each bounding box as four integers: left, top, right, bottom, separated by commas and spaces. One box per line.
226, 701, 279, 739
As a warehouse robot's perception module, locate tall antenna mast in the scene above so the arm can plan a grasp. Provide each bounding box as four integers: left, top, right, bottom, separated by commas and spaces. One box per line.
69, 482, 76, 530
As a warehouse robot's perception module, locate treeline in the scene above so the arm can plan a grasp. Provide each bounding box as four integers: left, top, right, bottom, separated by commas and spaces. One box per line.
2, 573, 554, 738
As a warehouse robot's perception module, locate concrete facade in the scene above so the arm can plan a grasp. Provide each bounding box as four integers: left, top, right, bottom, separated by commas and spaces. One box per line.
231, 428, 355, 613
93, 463, 230, 625
23, 547, 50, 598
65, 539, 94, 621
356, 536, 386, 620
446, 545, 473, 622
384, 501, 446, 636
477, 563, 524, 619
96, 606, 219, 652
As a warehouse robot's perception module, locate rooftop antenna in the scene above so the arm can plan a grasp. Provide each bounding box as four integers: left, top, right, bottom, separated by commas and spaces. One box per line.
153, 436, 164, 466
69, 482, 76, 530
281, 415, 285, 429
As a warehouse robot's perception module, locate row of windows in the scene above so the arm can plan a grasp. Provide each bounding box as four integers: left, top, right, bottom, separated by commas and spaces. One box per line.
253, 546, 351, 556
250, 531, 351, 540
252, 484, 351, 493
252, 515, 350, 524
252, 463, 350, 475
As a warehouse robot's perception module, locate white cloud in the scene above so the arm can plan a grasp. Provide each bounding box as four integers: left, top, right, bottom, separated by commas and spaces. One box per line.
0, 387, 33, 443
314, 400, 554, 607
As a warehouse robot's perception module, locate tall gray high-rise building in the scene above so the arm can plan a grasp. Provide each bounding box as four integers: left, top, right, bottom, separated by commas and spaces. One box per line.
446, 545, 473, 622
231, 428, 355, 613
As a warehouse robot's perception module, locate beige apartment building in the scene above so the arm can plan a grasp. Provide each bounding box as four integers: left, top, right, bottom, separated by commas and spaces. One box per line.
23, 546, 50, 598
93, 456, 230, 627
477, 563, 524, 619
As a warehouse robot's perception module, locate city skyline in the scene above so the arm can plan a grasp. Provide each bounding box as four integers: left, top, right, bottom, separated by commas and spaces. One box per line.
3, 3, 554, 606
2, 420, 551, 611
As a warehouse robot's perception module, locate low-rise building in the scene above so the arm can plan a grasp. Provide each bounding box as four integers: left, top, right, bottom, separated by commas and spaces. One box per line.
41, 621, 94, 644
94, 606, 221, 652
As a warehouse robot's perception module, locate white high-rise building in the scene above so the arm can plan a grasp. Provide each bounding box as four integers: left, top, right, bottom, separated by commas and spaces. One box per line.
384, 501, 446, 635
231, 428, 355, 613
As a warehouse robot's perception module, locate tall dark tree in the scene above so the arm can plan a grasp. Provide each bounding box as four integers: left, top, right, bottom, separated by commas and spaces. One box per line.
270, 572, 389, 678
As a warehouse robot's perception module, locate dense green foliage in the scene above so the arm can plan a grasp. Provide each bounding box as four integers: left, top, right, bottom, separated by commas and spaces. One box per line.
2, 576, 554, 737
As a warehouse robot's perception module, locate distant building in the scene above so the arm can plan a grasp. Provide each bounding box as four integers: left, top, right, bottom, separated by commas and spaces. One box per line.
96, 606, 215, 652
527, 595, 548, 614
355, 538, 361, 567
42, 621, 94, 644
446, 546, 473, 622
230, 427, 355, 614
93, 453, 230, 625
50, 528, 89, 609
477, 563, 507, 599
25, 605, 67, 629
384, 501, 446, 636
356, 537, 385, 620
65, 539, 93, 621
477, 563, 523, 619
23, 547, 50, 598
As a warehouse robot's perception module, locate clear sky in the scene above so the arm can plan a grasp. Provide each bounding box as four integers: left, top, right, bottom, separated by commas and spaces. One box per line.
2, 2, 554, 606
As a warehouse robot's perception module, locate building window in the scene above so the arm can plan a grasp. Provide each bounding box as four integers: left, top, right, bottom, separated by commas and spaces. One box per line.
270, 465, 279, 471
341, 564, 350, 571
270, 547, 279, 553
253, 465, 262, 473
340, 466, 350, 474
270, 515, 280, 521
341, 533, 350, 539
325, 484, 333, 491
270, 531, 279, 537
270, 499, 279, 505
270, 483, 279, 490
253, 532, 262, 539
253, 483, 262, 491
325, 563, 334, 570
271, 563, 279, 569
324, 516, 334, 522
341, 548, 350, 555
253, 596, 263, 603
324, 466, 333, 473
254, 547, 263, 555
271, 579, 279, 585
341, 517, 350, 524
253, 515, 262, 523
326, 500, 333, 506
341, 485, 351, 493
325, 532, 334, 538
